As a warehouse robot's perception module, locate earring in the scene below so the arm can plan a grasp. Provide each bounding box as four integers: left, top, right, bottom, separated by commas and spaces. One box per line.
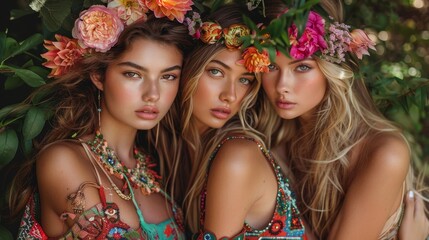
97, 90, 102, 131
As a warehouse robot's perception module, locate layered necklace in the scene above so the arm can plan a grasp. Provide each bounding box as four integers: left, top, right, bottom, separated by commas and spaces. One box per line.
87, 130, 161, 199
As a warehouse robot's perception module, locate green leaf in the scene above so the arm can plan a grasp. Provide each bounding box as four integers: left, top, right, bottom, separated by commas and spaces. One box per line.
14, 68, 46, 87
4, 75, 24, 90
40, 0, 74, 32
5, 34, 43, 61
0, 129, 19, 166
0, 32, 6, 62
10, 8, 36, 20
23, 138, 33, 157
23, 107, 46, 140
210, 0, 225, 13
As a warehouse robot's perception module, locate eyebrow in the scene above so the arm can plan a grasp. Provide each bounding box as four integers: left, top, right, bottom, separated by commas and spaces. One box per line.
117, 61, 181, 72
210, 59, 254, 77
289, 58, 316, 65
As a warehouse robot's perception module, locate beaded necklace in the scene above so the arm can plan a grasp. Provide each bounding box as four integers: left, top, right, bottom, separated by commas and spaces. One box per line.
87, 130, 161, 197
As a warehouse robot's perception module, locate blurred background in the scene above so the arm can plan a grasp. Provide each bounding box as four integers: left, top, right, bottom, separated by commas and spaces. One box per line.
0, 0, 428, 238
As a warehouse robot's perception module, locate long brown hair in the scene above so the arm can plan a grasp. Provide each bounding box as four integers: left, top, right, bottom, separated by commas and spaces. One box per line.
8, 15, 193, 218
260, 0, 414, 238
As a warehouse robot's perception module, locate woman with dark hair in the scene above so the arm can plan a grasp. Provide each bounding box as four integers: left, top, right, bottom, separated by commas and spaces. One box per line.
8, 2, 192, 238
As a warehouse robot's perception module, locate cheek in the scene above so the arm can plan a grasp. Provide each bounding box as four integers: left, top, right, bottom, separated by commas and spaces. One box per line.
161, 83, 179, 105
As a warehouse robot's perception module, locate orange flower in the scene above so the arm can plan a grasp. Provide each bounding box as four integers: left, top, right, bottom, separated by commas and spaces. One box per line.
199, 22, 222, 44
145, 0, 193, 23
223, 24, 250, 49
41, 34, 88, 77
240, 47, 270, 73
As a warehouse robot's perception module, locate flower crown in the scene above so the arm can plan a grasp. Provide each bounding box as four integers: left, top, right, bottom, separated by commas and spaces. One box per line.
286, 11, 376, 63
237, 3, 376, 73
39, 0, 193, 78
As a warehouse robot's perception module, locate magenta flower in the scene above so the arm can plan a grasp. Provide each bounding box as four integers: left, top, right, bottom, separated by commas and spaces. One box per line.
288, 11, 327, 59
72, 5, 124, 52
41, 34, 88, 77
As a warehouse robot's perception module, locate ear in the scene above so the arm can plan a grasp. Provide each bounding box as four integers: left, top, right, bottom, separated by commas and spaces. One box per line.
90, 72, 104, 91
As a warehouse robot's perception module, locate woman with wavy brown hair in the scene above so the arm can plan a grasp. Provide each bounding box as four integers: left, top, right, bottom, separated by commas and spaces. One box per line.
7, 3, 193, 238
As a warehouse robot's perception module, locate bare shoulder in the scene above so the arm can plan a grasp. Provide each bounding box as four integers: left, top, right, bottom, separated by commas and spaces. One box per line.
36, 141, 96, 211
357, 132, 410, 179
210, 137, 267, 176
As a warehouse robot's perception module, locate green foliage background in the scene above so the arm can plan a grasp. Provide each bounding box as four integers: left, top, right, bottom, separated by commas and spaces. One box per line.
0, 0, 428, 237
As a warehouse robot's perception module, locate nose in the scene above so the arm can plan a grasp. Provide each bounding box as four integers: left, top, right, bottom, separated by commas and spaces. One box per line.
220, 80, 237, 103
142, 79, 160, 102
276, 69, 292, 94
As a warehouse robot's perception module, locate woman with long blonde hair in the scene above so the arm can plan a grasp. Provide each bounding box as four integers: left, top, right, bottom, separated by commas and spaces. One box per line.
258, 0, 429, 239
167, 4, 307, 239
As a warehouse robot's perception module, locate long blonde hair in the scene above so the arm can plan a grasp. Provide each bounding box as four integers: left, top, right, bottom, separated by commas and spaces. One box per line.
260, 0, 414, 238
165, 4, 267, 233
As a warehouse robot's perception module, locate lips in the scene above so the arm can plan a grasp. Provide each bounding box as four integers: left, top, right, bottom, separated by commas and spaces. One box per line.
135, 106, 159, 120
276, 100, 296, 110
210, 107, 231, 120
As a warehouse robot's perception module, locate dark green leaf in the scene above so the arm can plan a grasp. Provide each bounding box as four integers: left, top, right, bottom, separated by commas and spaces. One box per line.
10, 8, 36, 20
0, 32, 6, 62
13, 68, 46, 87
6, 34, 44, 61
23, 107, 46, 140
0, 129, 19, 166
23, 138, 34, 157
40, 0, 74, 32
210, 0, 225, 13
4, 75, 24, 90
83, 0, 103, 8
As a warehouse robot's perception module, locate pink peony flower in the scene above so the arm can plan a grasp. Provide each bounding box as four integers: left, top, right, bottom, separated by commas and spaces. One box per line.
72, 5, 124, 52
41, 34, 88, 77
144, 0, 193, 23
288, 11, 327, 59
239, 47, 270, 73
289, 24, 327, 59
349, 29, 376, 59
107, 0, 148, 25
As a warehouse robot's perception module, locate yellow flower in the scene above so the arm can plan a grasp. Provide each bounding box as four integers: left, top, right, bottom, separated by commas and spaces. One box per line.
223, 24, 250, 49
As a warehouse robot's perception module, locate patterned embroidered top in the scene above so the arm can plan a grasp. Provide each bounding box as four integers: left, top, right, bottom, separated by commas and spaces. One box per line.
197, 136, 306, 240
17, 141, 185, 240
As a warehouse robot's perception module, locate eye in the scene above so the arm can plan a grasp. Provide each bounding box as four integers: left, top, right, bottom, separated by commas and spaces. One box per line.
268, 64, 278, 72
239, 77, 253, 85
296, 64, 312, 72
208, 68, 223, 77
123, 72, 141, 79
161, 74, 177, 81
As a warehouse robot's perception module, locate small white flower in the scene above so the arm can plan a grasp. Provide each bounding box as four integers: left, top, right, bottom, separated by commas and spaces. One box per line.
29, 0, 47, 12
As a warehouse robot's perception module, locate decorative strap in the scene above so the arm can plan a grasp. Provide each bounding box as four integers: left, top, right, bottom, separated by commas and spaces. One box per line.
194, 228, 246, 240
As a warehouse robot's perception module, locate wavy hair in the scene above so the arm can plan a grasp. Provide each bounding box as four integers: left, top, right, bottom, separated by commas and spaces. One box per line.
8, 15, 193, 219
164, 4, 266, 233
259, 0, 415, 238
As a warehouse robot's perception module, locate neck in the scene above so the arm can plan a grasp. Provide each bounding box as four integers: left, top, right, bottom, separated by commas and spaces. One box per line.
98, 123, 138, 167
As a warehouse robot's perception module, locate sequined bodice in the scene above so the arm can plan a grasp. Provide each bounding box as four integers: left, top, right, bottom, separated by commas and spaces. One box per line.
199, 136, 306, 239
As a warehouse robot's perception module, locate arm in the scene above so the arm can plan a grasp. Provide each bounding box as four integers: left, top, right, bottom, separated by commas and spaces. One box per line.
399, 191, 429, 240
328, 136, 410, 240
36, 142, 99, 236
203, 139, 275, 238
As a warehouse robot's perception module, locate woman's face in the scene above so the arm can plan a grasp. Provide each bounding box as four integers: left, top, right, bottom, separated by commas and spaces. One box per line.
262, 53, 327, 122
192, 49, 255, 133
95, 38, 183, 131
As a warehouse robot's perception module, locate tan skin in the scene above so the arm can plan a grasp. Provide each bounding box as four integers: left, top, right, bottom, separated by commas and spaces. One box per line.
189, 49, 282, 237
263, 53, 429, 240
37, 38, 183, 236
